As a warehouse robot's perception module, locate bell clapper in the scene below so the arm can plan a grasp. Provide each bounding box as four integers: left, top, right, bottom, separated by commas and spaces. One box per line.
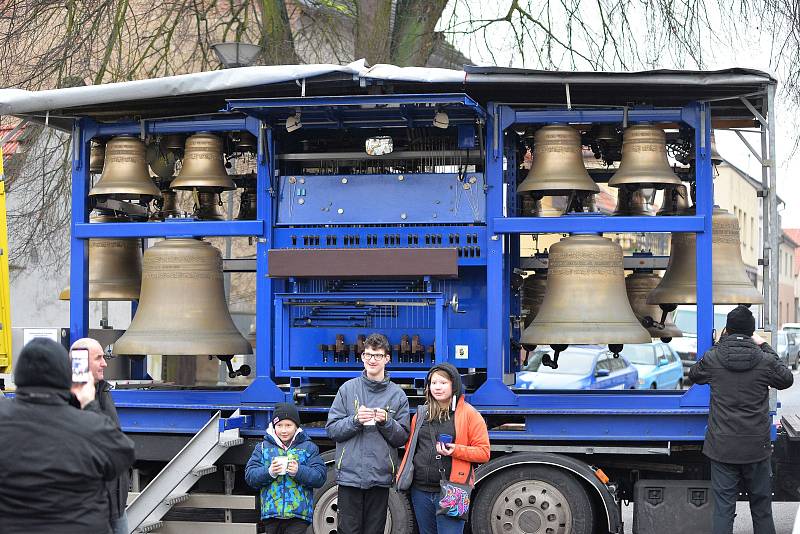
217, 355, 251, 379
608, 344, 623, 358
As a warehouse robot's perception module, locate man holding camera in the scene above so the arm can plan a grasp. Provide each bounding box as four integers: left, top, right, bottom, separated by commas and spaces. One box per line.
0, 337, 135, 534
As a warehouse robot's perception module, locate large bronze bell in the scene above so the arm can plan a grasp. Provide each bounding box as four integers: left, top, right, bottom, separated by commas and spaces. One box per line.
195, 192, 225, 220
625, 271, 682, 340
170, 133, 236, 192
59, 212, 142, 301
608, 125, 683, 189
647, 207, 764, 306
657, 184, 692, 216
521, 234, 651, 352
614, 187, 653, 216
518, 125, 600, 196
522, 271, 547, 327
89, 141, 105, 174
236, 188, 257, 220
113, 238, 252, 356
89, 136, 162, 200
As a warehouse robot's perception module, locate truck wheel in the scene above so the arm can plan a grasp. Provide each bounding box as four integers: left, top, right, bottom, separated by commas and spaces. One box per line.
311, 467, 413, 534
471, 465, 595, 534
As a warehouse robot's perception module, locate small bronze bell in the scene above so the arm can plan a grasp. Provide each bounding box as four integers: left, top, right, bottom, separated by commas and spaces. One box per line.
195, 192, 225, 220
89, 141, 105, 174
162, 134, 185, 151
522, 271, 547, 327
614, 187, 653, 216
171, 133, 235, 192
608, 125, 683, 189
151, 190, 182, 220
113, 238, 252, 356
234, 131, 257, 153
625, 271, 682, 340
657, 184, 693, 216
518, 125, 600, 196
236, 188, 257, 220
89, 136, 162, 201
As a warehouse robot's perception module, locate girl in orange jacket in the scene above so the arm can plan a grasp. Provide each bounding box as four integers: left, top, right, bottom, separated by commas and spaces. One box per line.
396, 363, 490, 533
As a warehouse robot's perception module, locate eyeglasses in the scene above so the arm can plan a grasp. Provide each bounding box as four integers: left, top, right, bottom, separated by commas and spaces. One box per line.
362, 352, 388, 362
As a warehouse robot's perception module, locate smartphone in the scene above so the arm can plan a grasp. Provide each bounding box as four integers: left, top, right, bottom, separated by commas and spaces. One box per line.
71, 348, 91, 383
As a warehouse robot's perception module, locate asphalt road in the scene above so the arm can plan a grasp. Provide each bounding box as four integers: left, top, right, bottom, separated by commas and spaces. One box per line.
619, 368, 800, 533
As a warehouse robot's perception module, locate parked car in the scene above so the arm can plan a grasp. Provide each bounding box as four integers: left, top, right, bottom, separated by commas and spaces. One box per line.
516, 345, 639, 390
780, 325, 800, 370
620, 342, 684, 389
775, 330, 799, 370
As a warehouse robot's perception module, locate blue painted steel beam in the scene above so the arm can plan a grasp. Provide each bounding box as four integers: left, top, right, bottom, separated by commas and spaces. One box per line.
93, 117, 250, 138
73, 220, 263, 238
492, 215, 706, 234
69, 119, 91, 343
226, 93, 487, 118
504, 107, 698, 129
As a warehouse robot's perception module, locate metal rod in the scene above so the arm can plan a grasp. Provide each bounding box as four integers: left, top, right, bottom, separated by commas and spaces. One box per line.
277, 150, 482, 162
767, 84, 779, 334
734, 130, 765, 164
760, 92, 772, 330
740, 97, 768, 127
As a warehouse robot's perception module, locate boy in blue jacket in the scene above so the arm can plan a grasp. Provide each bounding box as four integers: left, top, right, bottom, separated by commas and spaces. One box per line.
245, 402, 326, 533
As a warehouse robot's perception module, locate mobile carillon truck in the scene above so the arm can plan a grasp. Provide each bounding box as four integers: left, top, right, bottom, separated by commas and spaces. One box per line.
2, 64, 798, 534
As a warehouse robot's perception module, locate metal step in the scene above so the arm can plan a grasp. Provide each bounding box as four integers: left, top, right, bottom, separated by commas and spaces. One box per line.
128, 492, 256, 510
126, 411, 247, 534
154, 521, 256, 534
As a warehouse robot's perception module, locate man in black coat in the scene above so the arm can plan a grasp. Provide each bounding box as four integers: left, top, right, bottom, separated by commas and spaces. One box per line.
689, 305, 794, 534
0, 338, 135, 534
71, 337, 132, 534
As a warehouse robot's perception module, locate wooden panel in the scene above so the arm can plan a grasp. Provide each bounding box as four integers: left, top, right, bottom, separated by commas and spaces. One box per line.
268, 248, 459, 278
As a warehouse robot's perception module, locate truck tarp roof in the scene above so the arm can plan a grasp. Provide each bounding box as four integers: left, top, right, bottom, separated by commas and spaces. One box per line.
0, 61, 776, 130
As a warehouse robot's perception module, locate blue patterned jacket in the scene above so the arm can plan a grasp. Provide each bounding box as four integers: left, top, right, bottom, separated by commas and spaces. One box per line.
244, 426, 327, 522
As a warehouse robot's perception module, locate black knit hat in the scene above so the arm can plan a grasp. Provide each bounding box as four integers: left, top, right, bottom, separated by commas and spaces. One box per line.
14, 338, 71, 389
726, 305, 755, 336
272, 402, 301, 427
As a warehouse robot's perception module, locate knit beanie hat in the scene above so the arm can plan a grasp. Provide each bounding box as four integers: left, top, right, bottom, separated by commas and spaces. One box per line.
14, 338, 71, 389
726, 305, 755, 336
272, 402, 301, 427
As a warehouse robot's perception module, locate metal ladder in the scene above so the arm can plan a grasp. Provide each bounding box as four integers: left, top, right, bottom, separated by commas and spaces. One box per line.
127, 410, 254, 534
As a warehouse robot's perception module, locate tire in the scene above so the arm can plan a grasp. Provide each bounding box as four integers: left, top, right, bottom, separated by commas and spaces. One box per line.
650, 383, 658, 390
793, 355, 798, 371
471, 465, 595, 534
310, 465, 414, 534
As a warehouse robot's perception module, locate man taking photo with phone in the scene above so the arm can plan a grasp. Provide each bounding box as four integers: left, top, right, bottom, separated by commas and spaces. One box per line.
0, 337, 135, 534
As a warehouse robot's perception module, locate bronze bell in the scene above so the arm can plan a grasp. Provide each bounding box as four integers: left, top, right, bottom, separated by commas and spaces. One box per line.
234, 131, 258, 153
162, 134, 185, 151
647, 207, 764, 306
113, 238, 252, 356
614, 187, 652, 216
151, 190, 182, 220
195, 192, 225, 220
690, 130, 723, 166
518, 125, 600, 196
608, 125, 683, 189
521, 234, 651, 350
657, 184, 693, 216
236, 188, 257, 220
89, 141, 105, 174
522, 271, 547, 327
89, 136, 162, 200
170, 133, 236, 192
625, 271, 682, 339
59, 212, 142, 301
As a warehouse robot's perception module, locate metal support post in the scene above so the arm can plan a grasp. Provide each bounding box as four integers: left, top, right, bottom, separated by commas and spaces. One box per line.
767, 85, 779, 335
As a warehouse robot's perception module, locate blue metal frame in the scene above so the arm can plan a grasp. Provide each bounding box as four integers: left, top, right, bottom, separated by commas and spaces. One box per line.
469, 103, 714, 438
66, 96, 719, 441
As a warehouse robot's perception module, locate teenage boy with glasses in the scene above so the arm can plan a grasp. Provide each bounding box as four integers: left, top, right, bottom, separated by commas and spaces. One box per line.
326, 333, 410, 534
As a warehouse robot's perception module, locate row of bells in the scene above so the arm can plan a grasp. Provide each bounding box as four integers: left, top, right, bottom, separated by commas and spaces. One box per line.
89, 133, 258, 221
64, 208, 758, 357
518, 124, 720, 216
520, 207, 762, 348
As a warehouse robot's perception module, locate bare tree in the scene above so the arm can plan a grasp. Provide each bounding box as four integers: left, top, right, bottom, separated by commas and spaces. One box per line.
0, 0, 795, 269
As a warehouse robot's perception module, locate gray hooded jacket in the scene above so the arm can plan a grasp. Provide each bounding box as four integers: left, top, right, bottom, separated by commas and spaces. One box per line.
325, 371, 410, 488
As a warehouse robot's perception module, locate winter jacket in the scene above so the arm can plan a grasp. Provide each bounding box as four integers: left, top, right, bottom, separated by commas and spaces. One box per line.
244, 426, 326, 523
325, 371, 410, 489
0, 386, 136, 534
97, 381, 130, 521
412, 414, 456, 492
689, 335, 794, 464
397, 363, 490, 491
